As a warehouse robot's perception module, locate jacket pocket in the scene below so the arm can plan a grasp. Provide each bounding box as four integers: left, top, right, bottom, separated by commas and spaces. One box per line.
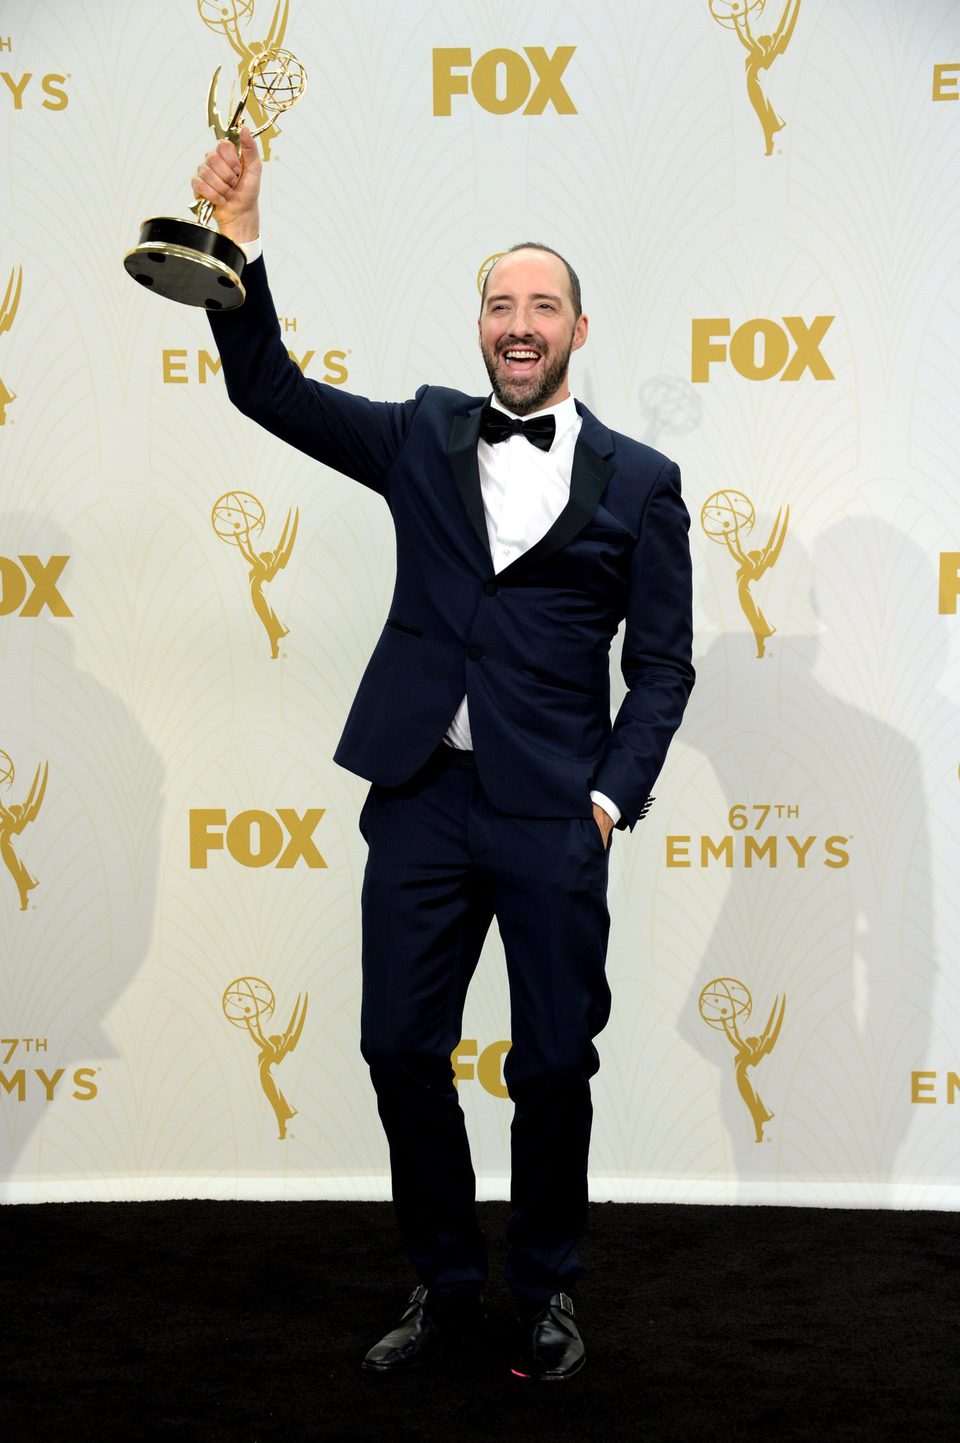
385, 618, 423, 637
525, 667, 604, 700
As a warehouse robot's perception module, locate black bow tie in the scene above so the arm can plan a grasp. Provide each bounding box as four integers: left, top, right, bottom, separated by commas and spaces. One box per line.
479, 406, 556, 452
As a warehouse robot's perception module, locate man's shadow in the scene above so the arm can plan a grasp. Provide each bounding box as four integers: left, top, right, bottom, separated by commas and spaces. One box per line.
680, 522, 938, 1194
0, 512, 164, 1182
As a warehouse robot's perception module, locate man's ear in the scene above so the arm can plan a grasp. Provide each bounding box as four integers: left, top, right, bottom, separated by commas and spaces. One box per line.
571, 313, 589, 353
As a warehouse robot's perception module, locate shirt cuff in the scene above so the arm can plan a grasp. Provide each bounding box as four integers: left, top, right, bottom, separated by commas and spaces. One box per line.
590, 790, 621, 825
236, 236, 262, 263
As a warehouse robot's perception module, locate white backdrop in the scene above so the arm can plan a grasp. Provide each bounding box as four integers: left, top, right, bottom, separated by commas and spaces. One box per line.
2, 0, 959, 1206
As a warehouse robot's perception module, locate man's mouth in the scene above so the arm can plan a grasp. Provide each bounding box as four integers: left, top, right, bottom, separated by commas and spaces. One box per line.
500, 347, 541, 374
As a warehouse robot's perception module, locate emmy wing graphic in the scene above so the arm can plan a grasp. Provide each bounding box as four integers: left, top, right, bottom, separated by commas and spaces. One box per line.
0, 750, 49, 911
700, 978, 786, 1142
0, 266, 23, 425
701, 490, 789, 658
709, 0, 802, 155
197, 0, 292, 160
223, 977, 308, 1139
212, 491, 299, 658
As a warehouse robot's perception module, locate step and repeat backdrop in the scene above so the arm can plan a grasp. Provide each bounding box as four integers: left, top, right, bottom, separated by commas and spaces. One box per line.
1, 0, 959, 1205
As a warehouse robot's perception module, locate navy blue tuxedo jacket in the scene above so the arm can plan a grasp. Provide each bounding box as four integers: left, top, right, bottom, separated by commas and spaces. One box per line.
210, 258, 694, 829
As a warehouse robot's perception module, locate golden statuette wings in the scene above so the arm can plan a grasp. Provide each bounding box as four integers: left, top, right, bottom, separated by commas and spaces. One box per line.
9, 761, 49, 831
274, 991, 309, 1064
262, 506, 299, 582
768, 0, 802, 60
0, 267, 23, 336
0, 760, 49, 911
750, 505, 790, 580
752, 993, 786, 1063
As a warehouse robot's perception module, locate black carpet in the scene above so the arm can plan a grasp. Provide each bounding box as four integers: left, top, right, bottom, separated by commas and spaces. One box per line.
4, 1199, 959, 1442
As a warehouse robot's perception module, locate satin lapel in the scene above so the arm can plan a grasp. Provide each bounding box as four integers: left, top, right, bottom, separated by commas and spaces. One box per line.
497, 420, 614, 580
447, 411, 490, 559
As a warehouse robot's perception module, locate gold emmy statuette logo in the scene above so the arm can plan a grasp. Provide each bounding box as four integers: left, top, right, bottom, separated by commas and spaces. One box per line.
701, 490, 789, 658
212, 490, 298, 658
197, 0, 291, 160
223, 976, 308, 1139
477, 253, 504, 297
709, 0, 801, 156
700, 977, 785, 1142
0, 265, 22, 425
0, 749, 48, 912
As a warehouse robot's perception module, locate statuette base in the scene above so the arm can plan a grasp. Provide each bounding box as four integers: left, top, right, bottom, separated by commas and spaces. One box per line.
123, 217, 246, 310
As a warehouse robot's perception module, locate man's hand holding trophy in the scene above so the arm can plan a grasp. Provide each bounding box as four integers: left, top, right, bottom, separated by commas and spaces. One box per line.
123, 47, 305, 309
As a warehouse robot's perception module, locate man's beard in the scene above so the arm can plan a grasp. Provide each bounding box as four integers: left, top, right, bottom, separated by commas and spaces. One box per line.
481, 335, 574, 416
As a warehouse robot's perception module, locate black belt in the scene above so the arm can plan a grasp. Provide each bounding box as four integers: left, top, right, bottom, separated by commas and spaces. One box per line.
433, 742, 476, 772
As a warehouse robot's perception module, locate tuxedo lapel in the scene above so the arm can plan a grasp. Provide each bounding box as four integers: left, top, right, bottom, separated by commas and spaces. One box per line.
497, 404, 614, 580
447, 410, 490, 558
448, 401, 615, 578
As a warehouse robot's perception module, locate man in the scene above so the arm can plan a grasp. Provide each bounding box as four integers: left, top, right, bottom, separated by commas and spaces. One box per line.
193, 128, 695, 1380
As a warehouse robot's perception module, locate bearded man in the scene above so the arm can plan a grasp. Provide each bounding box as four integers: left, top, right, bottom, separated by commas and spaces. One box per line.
194, 128, 694, 1381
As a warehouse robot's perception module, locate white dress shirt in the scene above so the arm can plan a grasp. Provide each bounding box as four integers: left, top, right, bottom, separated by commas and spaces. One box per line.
238, 240, 619, 822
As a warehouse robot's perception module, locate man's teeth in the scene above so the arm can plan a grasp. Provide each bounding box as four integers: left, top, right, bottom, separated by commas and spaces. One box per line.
504, 350, 539, 364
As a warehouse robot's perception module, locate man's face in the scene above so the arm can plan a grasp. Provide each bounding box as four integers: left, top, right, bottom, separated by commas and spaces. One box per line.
478, 250, 588, 415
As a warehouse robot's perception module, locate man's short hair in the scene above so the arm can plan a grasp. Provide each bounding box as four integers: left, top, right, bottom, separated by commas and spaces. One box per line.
481, 243, 582, 318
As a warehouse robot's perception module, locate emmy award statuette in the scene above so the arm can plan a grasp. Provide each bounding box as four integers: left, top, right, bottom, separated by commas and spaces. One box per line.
123, 48, 306, 309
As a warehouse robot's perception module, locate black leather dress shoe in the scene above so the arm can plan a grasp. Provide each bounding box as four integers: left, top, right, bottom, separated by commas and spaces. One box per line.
362, 1284, 483, 1373
510, 1291, 585, 1380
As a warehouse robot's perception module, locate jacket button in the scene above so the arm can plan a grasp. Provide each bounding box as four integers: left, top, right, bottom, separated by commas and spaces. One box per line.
483, 581, 498, 597
468, 645, 483, 661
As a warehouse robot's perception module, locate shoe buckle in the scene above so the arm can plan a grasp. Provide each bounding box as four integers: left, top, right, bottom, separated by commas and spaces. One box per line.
556, 1292, 574, 1316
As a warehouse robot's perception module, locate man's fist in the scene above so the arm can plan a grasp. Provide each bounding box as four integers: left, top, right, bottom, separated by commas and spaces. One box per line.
191, 126, 262, 244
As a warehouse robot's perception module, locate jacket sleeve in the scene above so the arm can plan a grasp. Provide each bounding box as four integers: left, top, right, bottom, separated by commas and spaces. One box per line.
207, 256, 422, 496
592, 459, 695, 829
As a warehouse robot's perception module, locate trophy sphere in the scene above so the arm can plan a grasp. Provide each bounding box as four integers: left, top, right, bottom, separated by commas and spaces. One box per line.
211, 490, 266, 544
223, 976, 276, 1028
700, 489, 756, 544
197, 0, 255, 36
699, 977, 753, 1029
248, 48, 307, 118
708, 0, 767, 29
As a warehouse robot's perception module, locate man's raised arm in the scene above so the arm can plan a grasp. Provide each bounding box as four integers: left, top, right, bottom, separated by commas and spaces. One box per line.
192, 128, 419, 493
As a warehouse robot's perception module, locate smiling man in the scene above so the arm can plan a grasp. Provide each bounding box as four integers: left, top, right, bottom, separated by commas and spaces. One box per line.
195, 130, 694, 1382
479, 246, 587, 415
